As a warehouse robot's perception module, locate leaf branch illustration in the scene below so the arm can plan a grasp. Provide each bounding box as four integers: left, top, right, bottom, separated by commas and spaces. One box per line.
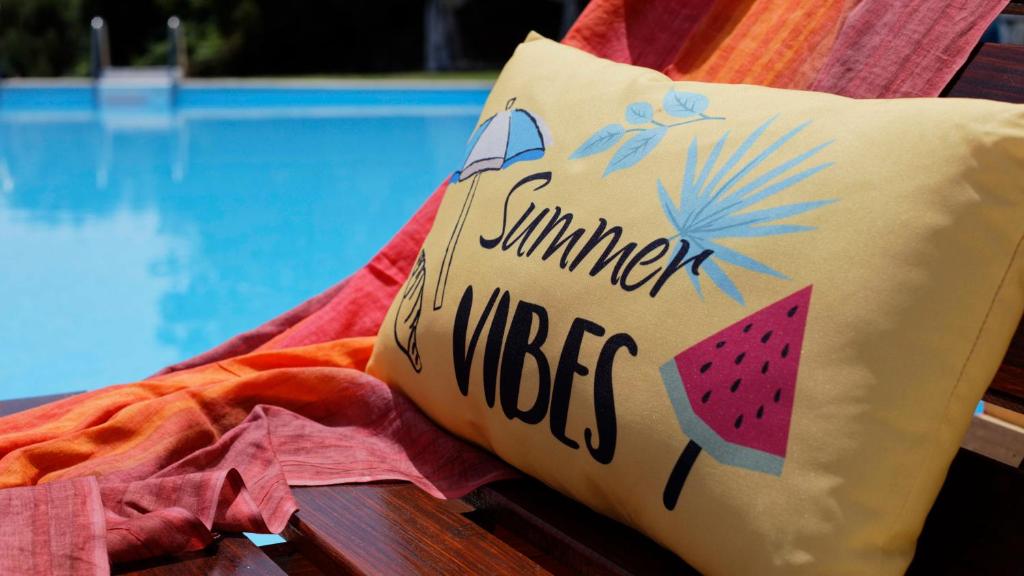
570, 90, 725, 176
657, 118, 836, 305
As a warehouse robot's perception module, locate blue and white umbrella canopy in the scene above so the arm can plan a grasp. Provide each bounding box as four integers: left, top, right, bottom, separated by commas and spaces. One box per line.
452, 98, 551, 182
434, 98, 550, 310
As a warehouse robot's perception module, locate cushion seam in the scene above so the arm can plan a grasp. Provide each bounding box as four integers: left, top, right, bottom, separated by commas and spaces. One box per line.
894, 228, 1024, 562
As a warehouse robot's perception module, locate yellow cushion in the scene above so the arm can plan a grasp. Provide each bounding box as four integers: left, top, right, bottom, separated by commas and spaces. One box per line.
368, 33, 1024, 574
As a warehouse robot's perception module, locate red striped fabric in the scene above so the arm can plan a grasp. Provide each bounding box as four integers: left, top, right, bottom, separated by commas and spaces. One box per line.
0, 478, 107, 574
567, 0, 1008, 99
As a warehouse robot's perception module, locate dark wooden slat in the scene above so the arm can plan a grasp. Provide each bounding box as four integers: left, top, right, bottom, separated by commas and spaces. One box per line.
112, 536, 287, 576
466, 518, 580, 576
260, 542, 327, 576
998, 321, 1024, 371
467, 450, 1024, 576
946, 43, 1024, 103
0, 392, 78, 417
908, 449, 1024, 574
284, 482, 548, 575
467, 479, 697, 576
986, 363, 1024, 415
984, 321, 1024, 414
1005, 1, 1024, 16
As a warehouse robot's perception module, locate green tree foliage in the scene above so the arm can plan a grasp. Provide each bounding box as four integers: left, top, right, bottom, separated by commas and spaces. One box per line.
1, 0, 431, 77
0, 0, 570, 78
0, 0, 90, 76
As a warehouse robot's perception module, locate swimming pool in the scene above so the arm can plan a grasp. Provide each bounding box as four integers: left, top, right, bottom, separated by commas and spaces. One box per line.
0, 83, 487, 400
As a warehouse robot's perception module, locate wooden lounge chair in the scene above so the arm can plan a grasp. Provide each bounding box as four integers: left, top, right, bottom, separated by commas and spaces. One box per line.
4, 14, 1023, 576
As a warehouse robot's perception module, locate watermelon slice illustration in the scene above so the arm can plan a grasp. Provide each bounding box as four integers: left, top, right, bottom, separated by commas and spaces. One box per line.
660, 285, 812, 511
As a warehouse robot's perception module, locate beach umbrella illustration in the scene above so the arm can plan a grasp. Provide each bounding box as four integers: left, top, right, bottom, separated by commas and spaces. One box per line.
659, 286, 812, 510
433, 97, 550, 310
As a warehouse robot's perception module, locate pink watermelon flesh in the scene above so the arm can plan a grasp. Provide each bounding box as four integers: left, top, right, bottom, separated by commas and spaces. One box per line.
661, 285, 812, 475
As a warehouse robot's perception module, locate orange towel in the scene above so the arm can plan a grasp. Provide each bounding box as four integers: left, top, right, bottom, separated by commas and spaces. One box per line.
0, 337, 516, 571
0, 338, 373, 486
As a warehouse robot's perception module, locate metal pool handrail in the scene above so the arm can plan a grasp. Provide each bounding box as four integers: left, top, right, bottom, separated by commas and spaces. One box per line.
88, 15, 187, 109
89, 17, 111, 80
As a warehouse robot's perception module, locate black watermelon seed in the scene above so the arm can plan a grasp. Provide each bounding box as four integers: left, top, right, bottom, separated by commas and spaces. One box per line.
734, 414, 744, 429
761, 330, 773, 344
761, 361, 770, 374
742, 323, 753, 333
781, 343, 790, 358
715, 340, 726, 349
700, 362, 713, 374
756, 405, 764, 419
787, 305, 799, 318
735, 352, 746, 365
730, 378, 741, 393
702, 390, 712, 403
774, 388, 782, 403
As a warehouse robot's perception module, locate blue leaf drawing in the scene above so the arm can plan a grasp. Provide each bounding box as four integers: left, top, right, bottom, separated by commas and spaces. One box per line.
701, 259, 745, 305
720, 199, 835, 228
700, 239, 787, 280
605, 126, 667, 176
663, 90, 709, 118
570, 92, 722, 173
658, 119, 835, 303
658, 179, 683, 228
691, 131, 729, 204
626, 102, 654, 124
681, 136, 698, 209
710, 223, 816, 239
672, 239, 705, 300
570, 124, 627, 159
696, 118, 776, 217
688, 237, 745, 305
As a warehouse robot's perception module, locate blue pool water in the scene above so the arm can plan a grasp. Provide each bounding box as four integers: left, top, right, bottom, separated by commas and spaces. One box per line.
0, 84, 486, 400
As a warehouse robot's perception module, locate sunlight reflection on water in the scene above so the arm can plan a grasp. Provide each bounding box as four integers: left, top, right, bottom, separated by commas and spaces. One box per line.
0, 88, 483, 398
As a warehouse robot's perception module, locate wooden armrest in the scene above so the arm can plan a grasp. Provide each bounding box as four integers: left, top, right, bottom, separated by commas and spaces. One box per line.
112, 536, 287, 576
464, 449, 1024, 576
272, 451, 1024, 576
466, 480, 697, 575
283, 483, 548, 575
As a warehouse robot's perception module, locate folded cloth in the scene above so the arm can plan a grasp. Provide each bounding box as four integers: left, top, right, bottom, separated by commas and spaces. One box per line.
0, 477, 108, 574
0, 3, 1007, 573
0, 338, 516, 573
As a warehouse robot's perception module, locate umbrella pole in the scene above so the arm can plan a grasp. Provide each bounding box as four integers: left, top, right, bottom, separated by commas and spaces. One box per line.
433, 173, 480, 310
663, 439, 702, 511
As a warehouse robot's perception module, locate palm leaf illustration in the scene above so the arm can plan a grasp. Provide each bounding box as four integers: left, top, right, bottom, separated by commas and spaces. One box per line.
660, 117, 835, 305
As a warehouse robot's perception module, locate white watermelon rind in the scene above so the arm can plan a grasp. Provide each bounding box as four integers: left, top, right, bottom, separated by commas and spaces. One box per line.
660, 361, 784, 476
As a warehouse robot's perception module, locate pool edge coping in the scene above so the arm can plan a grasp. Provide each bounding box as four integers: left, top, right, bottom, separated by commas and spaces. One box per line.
0, 78, 495, 90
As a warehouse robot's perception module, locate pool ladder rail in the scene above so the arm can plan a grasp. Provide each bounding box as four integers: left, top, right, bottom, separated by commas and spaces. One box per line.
90, 16, 188, 112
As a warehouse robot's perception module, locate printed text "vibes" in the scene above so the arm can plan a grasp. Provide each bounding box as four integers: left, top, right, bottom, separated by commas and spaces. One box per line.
453, 284, 638, 464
